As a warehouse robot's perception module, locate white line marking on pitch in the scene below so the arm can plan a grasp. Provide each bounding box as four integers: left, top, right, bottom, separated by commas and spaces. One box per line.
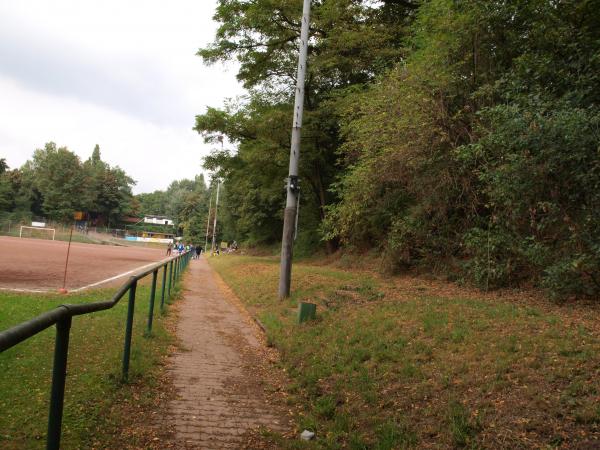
0, 260, 168, 294
69, 261, 163, 292
0, 287, 50, 293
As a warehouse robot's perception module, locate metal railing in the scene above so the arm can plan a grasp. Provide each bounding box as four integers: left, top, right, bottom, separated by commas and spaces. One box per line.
0, 251, 192, 450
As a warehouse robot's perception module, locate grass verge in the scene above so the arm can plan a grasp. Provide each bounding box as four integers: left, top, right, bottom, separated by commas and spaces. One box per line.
0, 274, 182, 449
208, 255, 600, 449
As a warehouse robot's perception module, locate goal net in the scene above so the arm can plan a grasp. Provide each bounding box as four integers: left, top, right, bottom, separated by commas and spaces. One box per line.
20, 226, 56, 240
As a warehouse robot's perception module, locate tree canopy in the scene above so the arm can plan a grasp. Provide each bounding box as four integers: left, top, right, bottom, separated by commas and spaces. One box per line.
197, 0, 600, 298
1, 143, 135, 225
196, 0, 417, 249
135, 174, 212, 245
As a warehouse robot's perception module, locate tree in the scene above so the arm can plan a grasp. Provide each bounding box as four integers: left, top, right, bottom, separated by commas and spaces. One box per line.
82, 145, 136, 225
96, 167, 135, 227
10, 162, 43, 217
196, 0, 600, 297
135, 175, 210, 242
325, 0, 600, 296
82, 145, 107, 214
1, 144, 135, 225
137, 191, 168, 216
91, 144, 101, 165
0, 160, 12, 212
31, 142, 86, 221
196, 0, 417, 251
199, 97, 292, 244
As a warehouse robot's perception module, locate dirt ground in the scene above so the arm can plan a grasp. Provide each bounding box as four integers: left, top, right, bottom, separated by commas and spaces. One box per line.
0, 236, 167, 291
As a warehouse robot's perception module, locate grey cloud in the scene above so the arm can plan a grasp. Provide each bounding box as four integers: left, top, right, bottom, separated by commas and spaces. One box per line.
0, 18, 191, 125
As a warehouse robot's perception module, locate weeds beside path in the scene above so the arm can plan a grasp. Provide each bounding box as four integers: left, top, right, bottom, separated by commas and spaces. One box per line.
209, 254, 600, 449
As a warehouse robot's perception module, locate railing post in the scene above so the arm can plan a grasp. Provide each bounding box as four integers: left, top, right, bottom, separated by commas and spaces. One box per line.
122, 279, 137, 381
47, 316, 72, 450
167, 260, 173, 299
173, 257, 178, 284
173, 258, 179, 286
146, 269, 158, 335
160, 264, 167, 312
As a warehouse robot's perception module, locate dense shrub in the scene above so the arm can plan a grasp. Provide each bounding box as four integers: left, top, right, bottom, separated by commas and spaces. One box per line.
326, 0, 600, 298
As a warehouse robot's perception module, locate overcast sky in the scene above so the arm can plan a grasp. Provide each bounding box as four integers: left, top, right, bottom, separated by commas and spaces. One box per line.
0, 0, 244, 193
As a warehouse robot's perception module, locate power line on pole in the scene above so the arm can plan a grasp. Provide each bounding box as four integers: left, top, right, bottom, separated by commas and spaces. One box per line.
278, 0, 311, 300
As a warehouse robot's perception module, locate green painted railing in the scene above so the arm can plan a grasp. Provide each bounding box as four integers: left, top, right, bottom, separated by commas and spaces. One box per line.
0, 251, 192, 450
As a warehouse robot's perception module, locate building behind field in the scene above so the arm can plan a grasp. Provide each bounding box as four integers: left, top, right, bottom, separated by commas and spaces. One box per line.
143, 215, 174, 226
121, 215, 175, 243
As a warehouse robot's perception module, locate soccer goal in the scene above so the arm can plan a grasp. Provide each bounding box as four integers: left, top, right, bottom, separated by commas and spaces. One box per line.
20, 225, 56, 240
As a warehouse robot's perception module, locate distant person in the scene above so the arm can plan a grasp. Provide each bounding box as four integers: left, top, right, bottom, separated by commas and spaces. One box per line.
166, 242, 172, 256
195, 245, 201, 259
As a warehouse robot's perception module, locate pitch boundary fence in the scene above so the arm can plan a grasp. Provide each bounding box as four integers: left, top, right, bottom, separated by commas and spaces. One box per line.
0, 250, 192, 449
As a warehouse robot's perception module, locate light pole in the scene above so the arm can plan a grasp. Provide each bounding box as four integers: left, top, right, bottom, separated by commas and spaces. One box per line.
278, 0, 311, 300
208, 137, 224, 255
211, 180, 220, 255
205, 192, 213, 253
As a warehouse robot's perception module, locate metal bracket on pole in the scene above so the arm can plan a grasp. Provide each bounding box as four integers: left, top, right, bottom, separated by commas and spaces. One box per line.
289, 175, 300, 193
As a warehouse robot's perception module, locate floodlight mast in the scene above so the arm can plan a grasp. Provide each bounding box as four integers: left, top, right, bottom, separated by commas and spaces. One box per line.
278, 0, 311, 300
211, 181, 220, 254
205, 191, 213, 251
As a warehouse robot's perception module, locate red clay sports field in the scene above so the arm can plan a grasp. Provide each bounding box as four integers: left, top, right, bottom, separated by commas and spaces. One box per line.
0, 236, 167, 292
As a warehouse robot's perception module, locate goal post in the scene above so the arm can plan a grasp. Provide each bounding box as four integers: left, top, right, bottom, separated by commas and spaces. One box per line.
20, 225, 56, 240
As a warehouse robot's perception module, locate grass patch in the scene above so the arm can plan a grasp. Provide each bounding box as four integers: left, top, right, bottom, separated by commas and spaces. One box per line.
447, 400, 479, 447
0, 272, 180, 449
208, 254, 600, 449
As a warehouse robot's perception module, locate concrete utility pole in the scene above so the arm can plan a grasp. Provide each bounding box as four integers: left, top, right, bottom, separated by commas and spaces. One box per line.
278, 0, 311, 300
211, 181, 220, 254
205, 190, 213, 252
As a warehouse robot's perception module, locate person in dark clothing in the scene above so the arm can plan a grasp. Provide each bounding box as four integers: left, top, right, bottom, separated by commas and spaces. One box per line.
166, 242, 173, 256
195, 245, 202, 259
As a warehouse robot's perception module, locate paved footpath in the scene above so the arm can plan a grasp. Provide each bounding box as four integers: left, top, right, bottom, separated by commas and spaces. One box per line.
163, 258, 289, 449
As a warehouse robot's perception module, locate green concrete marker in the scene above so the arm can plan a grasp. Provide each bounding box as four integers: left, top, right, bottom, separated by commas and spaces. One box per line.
298, 302, 317, 323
